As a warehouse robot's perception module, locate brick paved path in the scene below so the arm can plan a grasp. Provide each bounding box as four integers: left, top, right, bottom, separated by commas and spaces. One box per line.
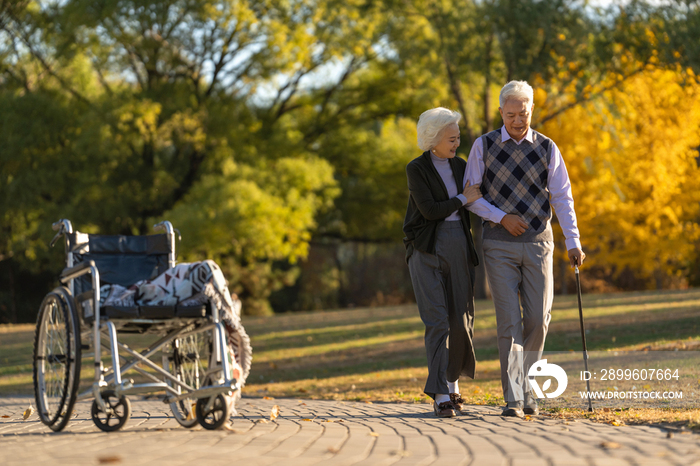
1, 396, 698, 465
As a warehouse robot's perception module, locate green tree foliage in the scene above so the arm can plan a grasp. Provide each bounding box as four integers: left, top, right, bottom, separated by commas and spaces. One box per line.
164, 157, 339, 314
2, 0, 700, 320
0, 0, 357, 315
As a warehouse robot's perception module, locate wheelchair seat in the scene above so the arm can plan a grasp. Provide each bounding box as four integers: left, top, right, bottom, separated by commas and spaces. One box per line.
69, 231, 216, 325
102, 303, 207, 319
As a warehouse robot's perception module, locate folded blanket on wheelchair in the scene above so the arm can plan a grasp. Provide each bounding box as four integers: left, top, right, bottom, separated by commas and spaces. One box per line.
99, 260, 251, 385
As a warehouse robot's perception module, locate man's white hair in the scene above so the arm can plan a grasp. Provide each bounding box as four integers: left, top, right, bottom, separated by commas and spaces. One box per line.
499, 80, 534, 107
416, 107, 462, 151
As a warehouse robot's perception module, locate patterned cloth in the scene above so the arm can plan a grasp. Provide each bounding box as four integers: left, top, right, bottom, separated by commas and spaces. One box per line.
100, 260, 251, 386
481, 129, 553, 240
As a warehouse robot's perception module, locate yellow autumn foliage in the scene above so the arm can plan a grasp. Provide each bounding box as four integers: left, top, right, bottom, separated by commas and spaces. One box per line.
539, 68, 700, 283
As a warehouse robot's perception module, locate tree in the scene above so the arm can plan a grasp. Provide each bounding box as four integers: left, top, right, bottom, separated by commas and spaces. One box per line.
539, 64, 700, 288
3, 0, 700, 320
0, 0, 381, 317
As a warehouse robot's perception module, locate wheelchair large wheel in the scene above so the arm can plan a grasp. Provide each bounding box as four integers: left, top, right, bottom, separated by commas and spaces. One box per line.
33, 287, 81, 432
166, 331, 211, 428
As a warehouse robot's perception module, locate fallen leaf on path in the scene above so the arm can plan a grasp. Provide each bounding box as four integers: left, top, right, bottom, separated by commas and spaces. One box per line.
369, 432, 379, 437
1, 415, 9, 418
327, 447, 340, 453
603, 407, 611, 413
263, 396, 275, 400
600, 441, 621, 449
270, 405, 280, 421
610, 420, 623, 426
364, 401, 373, 404
298, 402, 307, 405
97, 456, 122, 464
23, 405, 34, 420
257, 419, 269, 423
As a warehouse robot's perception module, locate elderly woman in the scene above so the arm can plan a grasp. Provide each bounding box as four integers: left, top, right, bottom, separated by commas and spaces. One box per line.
402, 107, 483, 418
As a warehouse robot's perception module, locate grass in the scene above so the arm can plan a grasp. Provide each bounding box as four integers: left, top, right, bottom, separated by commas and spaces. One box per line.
1, 288, 699, 429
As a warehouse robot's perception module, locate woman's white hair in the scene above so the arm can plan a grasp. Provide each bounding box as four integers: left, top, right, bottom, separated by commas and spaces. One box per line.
499, 80, 534, 107
416, 107, 461, 151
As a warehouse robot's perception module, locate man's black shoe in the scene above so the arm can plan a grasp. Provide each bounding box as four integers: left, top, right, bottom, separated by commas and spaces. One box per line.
501, 401, 524, 418
523, 395, 539, 415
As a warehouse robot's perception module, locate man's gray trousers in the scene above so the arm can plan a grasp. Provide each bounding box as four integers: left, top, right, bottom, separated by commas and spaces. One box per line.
482, 239, 554, 402
408, 221, 476, 399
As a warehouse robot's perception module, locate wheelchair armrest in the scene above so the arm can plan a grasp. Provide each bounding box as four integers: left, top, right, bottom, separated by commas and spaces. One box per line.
60, 260, 97, 283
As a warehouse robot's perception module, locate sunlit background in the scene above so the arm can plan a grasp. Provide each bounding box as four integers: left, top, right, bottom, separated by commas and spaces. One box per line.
1, 0, 699, 320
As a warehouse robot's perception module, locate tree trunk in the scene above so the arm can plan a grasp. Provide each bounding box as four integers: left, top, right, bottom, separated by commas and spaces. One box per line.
654, 267, 664, 290
559, 257, 568, 295
483, 30, 494, 134
334, 242, 348, 307
8, 261, 17, 323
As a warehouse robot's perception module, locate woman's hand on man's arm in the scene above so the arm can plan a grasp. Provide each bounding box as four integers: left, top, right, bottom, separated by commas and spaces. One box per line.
462, 181, 482, 204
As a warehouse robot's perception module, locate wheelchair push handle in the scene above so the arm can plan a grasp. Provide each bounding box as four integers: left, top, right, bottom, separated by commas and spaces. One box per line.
52, 219, 73, 233
153, 221, 169, 232
50, 219, 73, 247
153, 221, 181, 241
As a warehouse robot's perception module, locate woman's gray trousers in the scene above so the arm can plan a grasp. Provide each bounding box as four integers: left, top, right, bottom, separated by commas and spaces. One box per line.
408, 221, 476, 399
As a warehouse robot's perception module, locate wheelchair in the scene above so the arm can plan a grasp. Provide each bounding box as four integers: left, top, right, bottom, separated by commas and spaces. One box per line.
32, 219, 252, 432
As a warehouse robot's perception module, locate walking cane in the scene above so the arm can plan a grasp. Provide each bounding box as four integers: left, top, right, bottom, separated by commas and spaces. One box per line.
575, 257, 594, 412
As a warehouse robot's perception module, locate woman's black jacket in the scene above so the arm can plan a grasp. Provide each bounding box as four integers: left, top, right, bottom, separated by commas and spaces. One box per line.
402, 151, 479, 266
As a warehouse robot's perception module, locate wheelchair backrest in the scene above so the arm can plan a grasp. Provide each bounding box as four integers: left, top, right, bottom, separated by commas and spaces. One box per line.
68, 232, 173, 294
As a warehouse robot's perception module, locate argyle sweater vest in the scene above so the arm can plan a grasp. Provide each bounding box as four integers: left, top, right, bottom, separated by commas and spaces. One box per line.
481, 129, 554, 243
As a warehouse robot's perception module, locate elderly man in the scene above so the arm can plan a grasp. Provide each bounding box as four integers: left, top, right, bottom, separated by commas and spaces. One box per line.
465, 80, 585, 417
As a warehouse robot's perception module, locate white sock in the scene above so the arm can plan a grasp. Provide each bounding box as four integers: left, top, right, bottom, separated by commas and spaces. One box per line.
435, 394, 450, 404
448, 380, 459, 394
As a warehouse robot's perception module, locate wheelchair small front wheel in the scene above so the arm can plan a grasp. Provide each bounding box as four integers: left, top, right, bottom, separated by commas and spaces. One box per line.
196, 394, 230, 430
91, 391, 131, 432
